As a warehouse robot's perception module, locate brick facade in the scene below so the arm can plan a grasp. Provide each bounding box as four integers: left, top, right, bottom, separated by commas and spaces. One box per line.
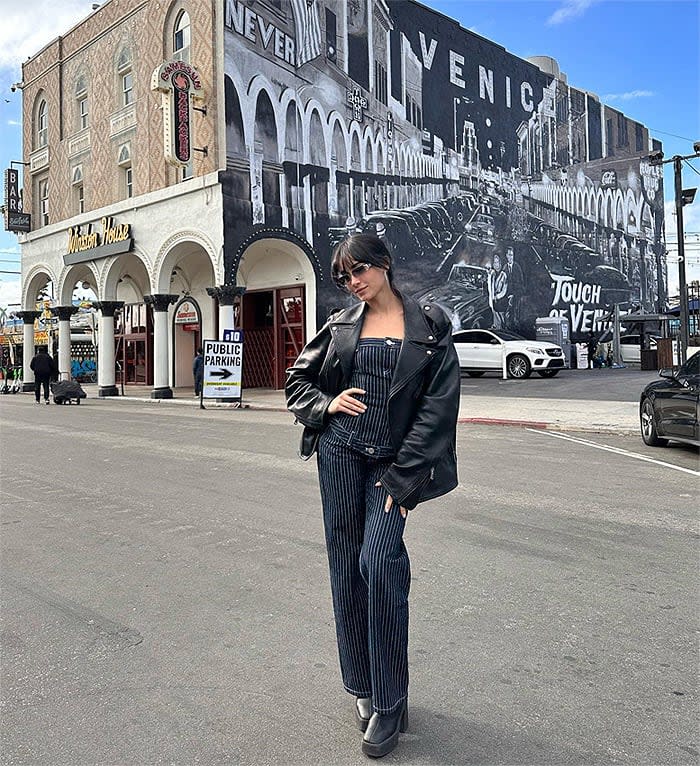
20, 0, 220, 226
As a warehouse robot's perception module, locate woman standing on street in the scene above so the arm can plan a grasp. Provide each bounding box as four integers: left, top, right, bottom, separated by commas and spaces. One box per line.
285, 232, 460, 758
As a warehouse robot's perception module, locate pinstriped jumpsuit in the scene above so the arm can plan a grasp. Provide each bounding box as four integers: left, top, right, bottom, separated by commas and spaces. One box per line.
317, 337, 408, 715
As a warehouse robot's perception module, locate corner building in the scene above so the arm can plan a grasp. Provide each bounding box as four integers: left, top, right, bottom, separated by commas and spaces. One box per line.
16, 0, 665, 394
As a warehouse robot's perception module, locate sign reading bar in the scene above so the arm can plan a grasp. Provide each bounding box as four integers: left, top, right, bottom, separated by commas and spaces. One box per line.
4, 168, 31, 232
202, 337, 244, 400
151, 60, 204, 168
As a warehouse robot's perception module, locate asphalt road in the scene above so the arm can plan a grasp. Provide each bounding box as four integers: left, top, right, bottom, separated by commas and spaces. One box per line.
0, 397, 698, 766
459, 367, 662, 402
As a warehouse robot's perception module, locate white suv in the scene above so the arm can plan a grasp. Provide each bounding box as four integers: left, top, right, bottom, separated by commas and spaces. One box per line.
453, 328, 566, 379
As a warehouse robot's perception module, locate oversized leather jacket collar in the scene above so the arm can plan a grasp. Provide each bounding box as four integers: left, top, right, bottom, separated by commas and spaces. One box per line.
286, 292, 460, 511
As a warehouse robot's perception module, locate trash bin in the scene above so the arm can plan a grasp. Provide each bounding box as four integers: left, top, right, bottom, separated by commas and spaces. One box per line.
640, 349, 658, 370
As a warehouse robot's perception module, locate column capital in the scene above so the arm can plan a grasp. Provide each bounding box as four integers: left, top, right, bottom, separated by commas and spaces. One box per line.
144, 293, 178, 312
94, 301, 125, 317
206, 284, 246, 306
15, 310, 41, 324
51, 305, 80, 322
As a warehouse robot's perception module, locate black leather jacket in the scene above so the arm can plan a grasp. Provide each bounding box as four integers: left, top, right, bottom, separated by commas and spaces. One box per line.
285, 293, 460, 510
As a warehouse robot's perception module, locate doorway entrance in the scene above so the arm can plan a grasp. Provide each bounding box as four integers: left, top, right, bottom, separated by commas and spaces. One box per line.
115, 303, 153, 386
241, 285, 305, 389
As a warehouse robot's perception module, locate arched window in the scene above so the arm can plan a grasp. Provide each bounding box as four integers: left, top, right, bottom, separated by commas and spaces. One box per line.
118, 143, 132, 199
72, 165, 84, 214
117, 47, 133, 106
37, 99, 48, 148
76, 76, 88, 131
174, 11, 191, 61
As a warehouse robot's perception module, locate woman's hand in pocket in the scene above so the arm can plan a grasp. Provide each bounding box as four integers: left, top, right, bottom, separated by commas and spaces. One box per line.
375, 482, 407, 518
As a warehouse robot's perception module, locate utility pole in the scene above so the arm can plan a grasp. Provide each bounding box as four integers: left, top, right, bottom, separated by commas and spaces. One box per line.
649, 142, 700, 365
674, 155, 690, 365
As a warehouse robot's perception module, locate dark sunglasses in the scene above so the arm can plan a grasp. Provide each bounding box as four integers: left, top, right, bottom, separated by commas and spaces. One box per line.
333, 262, 373, 288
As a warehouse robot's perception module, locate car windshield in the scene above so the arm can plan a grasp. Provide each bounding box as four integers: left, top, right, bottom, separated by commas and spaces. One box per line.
448, 265, 486, 288
490, 329, 526, 341
681, 352, 699, 376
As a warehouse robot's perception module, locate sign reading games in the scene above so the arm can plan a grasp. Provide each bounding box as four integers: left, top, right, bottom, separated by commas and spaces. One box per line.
64, 216, 133, 265
151, 61, 204, 168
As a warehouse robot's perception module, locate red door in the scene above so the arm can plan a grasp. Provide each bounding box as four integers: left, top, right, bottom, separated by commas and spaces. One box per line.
277, 286, 305, 388
240, 286, 305, 389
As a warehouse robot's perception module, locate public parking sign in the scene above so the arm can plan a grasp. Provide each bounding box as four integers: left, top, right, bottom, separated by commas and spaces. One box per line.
202, 336, 243, 400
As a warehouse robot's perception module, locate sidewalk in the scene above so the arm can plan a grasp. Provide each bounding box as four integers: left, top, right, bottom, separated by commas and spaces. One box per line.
76, 383, 639, 435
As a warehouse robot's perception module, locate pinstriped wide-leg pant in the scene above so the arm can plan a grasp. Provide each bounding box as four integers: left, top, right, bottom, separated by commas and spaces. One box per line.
317, 429, 410, 715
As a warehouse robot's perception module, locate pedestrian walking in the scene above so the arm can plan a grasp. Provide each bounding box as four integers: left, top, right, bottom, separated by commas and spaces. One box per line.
193, 347, 203, 396
285, 232, 460, 758
29, 347, 57, 404
587, 331, 598, 369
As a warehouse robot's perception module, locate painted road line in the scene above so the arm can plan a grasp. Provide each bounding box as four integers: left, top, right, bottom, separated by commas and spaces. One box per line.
528, 429, 700, 477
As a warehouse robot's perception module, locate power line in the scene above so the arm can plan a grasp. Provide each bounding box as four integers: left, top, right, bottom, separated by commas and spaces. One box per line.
682, 158, 700, 176
647, 127, 698, 143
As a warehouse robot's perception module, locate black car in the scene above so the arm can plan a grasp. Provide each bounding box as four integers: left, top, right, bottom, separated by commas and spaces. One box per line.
414, 264, 493, 331
639, 351, 700, 447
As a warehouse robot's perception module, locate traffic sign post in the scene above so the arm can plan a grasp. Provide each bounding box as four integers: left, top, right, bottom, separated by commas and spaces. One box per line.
200, 336, 244, 408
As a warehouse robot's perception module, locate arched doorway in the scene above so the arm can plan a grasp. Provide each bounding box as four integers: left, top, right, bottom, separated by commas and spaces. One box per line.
235, 233, 318, 389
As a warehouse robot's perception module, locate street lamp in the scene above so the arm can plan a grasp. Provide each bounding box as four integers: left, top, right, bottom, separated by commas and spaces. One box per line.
649, 143, 700, 364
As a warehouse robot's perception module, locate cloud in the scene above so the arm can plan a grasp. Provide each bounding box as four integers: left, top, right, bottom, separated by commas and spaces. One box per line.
6, 119, 21, 127
546, 0, 598, 25
0, 1, 89, 73
665, 198, 700, 238
602, 90, 655, 102
0, 276, 22, 311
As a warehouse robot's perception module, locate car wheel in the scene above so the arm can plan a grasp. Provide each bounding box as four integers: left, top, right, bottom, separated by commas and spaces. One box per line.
640, 397, 668, 447
507, 354, 531, 379
536, 369, 559, 378
466, 371, 485, 377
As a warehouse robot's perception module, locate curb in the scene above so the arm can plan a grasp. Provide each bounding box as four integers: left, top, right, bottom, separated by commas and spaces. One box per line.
458, 416, 548, 429
17, 391, 639, 436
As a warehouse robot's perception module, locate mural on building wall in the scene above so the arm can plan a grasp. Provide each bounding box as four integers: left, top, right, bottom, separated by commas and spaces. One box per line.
221, 0, 665, 344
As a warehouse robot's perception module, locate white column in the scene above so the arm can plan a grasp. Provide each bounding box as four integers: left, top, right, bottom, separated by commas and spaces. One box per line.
152, 308, 170, 394
97, 302, 121, 396
218, 303, 235, 337
58, 319, 71, 380
144, 294, 176, 398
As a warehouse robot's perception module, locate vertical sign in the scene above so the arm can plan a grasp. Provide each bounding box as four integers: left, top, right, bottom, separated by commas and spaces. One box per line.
4, 168, 31, 232
151, 61, 204, 168
386, 112, 394, 170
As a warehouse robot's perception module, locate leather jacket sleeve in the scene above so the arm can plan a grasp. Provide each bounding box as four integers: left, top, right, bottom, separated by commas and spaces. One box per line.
380, 328, 460, 510
285, 323, 336, 430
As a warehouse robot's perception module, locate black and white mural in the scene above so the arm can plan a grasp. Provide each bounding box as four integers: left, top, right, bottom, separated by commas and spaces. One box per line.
221, 0, 665, 346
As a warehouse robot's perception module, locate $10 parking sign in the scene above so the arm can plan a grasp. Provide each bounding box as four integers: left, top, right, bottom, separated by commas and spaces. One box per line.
202, 332, 243, 399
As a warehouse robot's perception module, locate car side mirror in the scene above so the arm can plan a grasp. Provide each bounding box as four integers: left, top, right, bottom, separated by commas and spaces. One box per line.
658, 368, 675, 380
490, 338, 500, 345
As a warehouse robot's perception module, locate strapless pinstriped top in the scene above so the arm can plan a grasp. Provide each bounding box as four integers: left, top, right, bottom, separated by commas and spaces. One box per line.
328, 338, 401, 457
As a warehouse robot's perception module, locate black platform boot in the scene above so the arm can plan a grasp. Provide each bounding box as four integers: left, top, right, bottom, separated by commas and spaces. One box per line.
355, 697, 372, 731
361, 700, 408, 758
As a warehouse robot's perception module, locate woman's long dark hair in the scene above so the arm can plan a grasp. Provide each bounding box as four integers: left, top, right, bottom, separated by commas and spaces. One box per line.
331, 232, 396, 290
